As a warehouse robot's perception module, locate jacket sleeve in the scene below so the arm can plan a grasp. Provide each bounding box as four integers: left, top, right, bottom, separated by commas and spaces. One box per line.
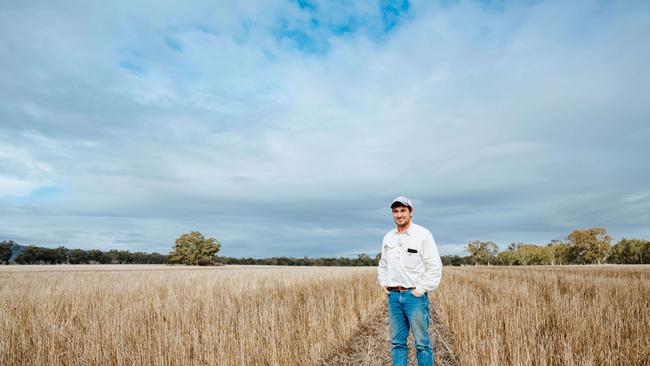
377, 240, 388, 288
415, 231, 442, 293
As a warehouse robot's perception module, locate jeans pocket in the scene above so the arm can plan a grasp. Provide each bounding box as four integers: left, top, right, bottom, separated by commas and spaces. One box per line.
410, 289, 425, 298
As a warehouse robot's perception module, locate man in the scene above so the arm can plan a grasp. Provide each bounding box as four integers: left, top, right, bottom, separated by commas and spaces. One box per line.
377, 196, 443, 366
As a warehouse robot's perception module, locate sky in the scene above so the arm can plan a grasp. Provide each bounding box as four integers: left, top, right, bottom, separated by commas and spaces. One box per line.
1, 0, 649, 258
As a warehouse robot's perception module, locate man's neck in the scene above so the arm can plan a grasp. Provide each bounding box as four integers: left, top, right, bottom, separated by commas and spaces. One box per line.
396, 222, 411, 234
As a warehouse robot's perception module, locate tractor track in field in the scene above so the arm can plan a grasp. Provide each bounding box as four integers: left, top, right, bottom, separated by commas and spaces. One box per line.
322, 298, 459, 366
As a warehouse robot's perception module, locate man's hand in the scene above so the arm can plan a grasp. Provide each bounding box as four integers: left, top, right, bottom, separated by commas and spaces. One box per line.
383, 286, 389, 294
411, 289, 424, 297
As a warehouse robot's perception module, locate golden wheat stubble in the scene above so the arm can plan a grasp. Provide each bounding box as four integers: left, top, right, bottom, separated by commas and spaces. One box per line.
0, 265, 384, 366
433, 266, 650, 366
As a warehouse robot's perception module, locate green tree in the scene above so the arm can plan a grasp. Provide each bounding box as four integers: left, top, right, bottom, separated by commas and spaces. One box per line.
356, 253, 376, 266
519, 244, 553, 265
54, 246, 67, 264
67, 249, 88, 264
608, 238, 649, 264
87, 249, 106, 264
466, 240, 499, 265
441, 255, 464, 266
497, 250, 516, 265
567, 228, 612, 264
0, 240, 14, 264
15, 245, 38, 264
497, 243, 554, 265
545, 240, 571, 265
169, 231, 221, 265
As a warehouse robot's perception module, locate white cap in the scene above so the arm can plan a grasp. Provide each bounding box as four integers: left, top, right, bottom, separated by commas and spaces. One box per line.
391, 196, 413, 209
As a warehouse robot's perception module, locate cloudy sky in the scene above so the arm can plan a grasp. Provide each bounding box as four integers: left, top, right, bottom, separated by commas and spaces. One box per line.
1, 0, 649, 258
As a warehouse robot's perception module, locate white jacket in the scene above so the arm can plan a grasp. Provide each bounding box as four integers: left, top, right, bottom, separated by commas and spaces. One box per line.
377, 222, 443, 294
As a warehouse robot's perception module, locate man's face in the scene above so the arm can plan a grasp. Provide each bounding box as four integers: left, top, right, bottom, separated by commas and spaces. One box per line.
392, 206, 412, 227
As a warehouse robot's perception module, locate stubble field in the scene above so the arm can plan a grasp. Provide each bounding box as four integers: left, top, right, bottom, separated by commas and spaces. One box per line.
0, 265, 383, 365
433, 266, 650, 365
1, 265, 648, 365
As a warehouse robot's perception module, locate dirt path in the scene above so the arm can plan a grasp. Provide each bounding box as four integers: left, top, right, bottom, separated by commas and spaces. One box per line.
323, 299, 459, 366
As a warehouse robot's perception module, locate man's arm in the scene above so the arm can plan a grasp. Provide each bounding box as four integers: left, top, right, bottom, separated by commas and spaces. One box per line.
414, 231, 442, 294
377, 241, 389, 293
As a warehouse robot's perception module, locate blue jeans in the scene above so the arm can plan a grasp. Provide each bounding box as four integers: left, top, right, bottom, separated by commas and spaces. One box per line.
388, 290, 434, 366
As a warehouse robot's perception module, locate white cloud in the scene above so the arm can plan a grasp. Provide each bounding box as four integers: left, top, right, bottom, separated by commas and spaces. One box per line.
0, 175, 38, 197
1, 0, 649, 256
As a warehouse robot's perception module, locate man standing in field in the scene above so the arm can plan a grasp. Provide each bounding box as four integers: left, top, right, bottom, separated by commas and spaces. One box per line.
378, 196, 443, 366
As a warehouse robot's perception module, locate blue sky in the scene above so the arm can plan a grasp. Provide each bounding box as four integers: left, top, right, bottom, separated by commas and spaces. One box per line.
1, 0, 649, 257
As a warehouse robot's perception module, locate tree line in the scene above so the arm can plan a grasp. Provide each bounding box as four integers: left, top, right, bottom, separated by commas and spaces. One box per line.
3, 227, 648, 266
167, 231, 380, 266
0, 240, 168, 265
218, 254, 379, 266
0, 237, 378, 266
457, 228, 650, 266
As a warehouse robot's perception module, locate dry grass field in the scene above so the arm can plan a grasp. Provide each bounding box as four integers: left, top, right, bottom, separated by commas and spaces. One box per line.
433, 266, 650, 366
2, 265, 648, 366
0, 265, 383, 366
